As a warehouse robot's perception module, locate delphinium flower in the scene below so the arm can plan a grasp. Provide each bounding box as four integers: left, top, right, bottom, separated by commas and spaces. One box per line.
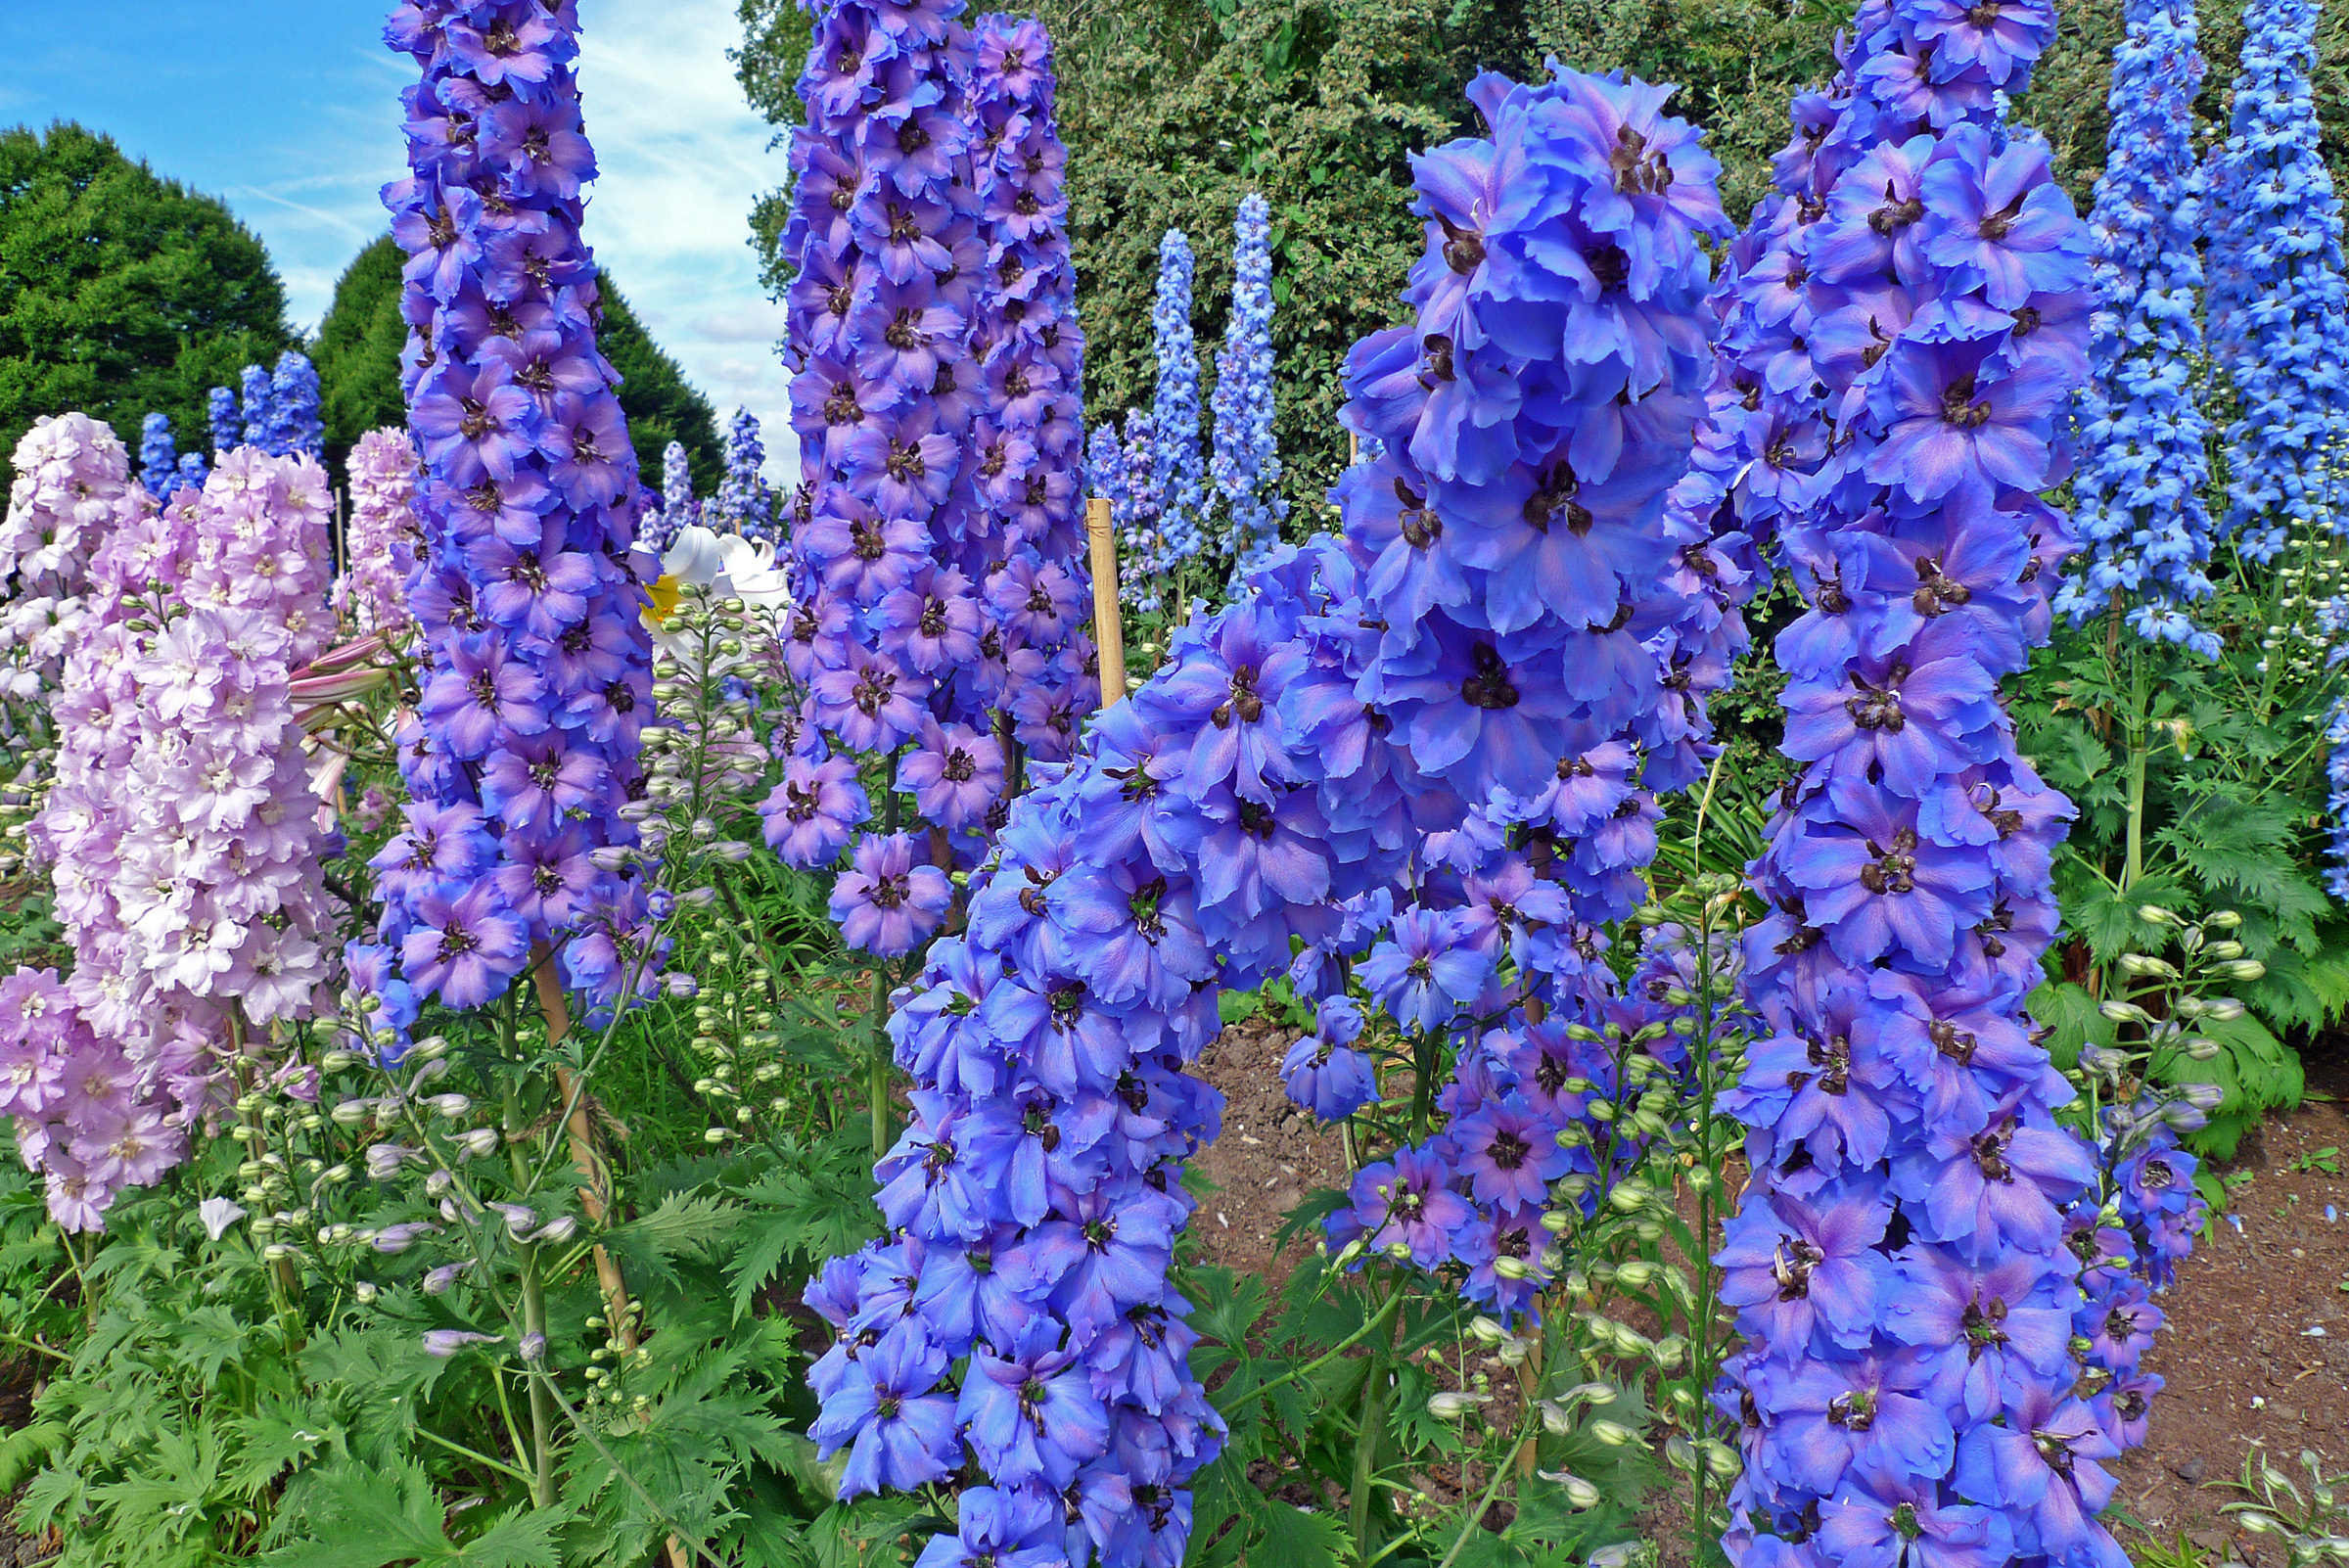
810, 64, 1734, 1562
1150, 229, 1206, 580
1712, 8, 2188, 1567
0, 414, 139, 705
208, 387, 241, 455
770, 0, 1072, 964
712, 408, 777, 544
1210, 193, 1286, 581
2206, 0, 2349, 560
23, 450, 339, 1229
367, 0, 657, 1012
332, 427, 424, 641
1115, 407, 1167, 612
2328, 696, 2349, 897
2056, 0, 2216, 653
640, 438, 696, 554
267, 350, 326, 461
137, 413, 181, 499
240, 363, 275, 450
964, 13, 1094, 759
174, 450, 209, 494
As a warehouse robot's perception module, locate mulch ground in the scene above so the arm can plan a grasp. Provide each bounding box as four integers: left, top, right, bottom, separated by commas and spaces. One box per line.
1188, 1017, 2349, 1565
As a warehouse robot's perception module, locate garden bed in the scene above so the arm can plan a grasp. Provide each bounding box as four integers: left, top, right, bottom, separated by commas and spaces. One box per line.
1189, 1020, 2349, 1563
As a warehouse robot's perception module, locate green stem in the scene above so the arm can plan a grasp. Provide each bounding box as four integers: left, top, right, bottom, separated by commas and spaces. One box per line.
519, 1245, 555, 1507
1350, 1281, 1404, 1565
869, 963, 894, 1159
1216, 1286, 1404, 1415
411, 1422, 536, 1487
2123, 650, 2150, 892
1436, 1414, 1541, 1568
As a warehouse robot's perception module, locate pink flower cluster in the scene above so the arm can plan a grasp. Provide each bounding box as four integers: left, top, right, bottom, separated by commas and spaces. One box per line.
24, 447, 338, 1230
332, 427, 424, 640
0, 414, 142, 703
0, 969, 183, 1233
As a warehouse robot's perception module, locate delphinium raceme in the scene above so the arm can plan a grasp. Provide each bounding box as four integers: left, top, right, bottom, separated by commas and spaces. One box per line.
807, 65, 1730, 1565
1210, 192, 1286, 582
640, 438, 696, 553
1087, 418, 1154, 615
1151, 228, 1206, 597
2206, 0, 2349, 561
1712, 5, 2192, 1566
2057, 0, 2216, 653
208, 387, 242, 455
1115, 406, 1168, 612
23, 449, 339, 1230
269, 350, 327, 461
0, 414, 138, 706
241, 363, 275, 450
137, 412, 182, 499
332, 427, 425, 641
713, 408, 778, 544
965, 12, 1094, 761
769, 0, 1024, 971
367, 0, 657, 1012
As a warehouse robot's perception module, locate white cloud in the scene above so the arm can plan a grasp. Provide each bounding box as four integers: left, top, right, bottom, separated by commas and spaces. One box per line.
576, 1, 800, 481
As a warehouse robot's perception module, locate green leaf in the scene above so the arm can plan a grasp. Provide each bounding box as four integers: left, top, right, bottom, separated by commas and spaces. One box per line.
726, 1159, 881, 1320
259, 1459, 567, 1566
1248, 1499, 1350, 1567
604, 1189, 738, 1293
2027, 981, 2113, 1071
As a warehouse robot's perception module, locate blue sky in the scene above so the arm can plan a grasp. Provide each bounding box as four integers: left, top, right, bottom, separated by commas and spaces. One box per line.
0, 0, 798, 476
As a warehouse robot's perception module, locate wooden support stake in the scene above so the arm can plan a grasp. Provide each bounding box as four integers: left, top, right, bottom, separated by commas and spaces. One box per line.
534, 950, 690, 1568
1085, 495, 1127, 711
530, 946, 638, 1354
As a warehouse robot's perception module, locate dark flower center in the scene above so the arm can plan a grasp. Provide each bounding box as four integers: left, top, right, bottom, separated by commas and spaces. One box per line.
1939, 373, 1994, 429
1461, 642, 1519, 710
1211, 664, 1266, 726
1438, 213, 1486, 274
1523, 464, 1594, 535
1773, 1236, 1825, 1298
1610, 124, 1674, 194
1857, 828, 1919, 895
1869, 181, 1926, 235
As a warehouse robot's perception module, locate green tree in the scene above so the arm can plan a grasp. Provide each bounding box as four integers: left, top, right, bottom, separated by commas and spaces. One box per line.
734, 0, 816, 300
311, 236, 408, 482
1530, 0, 1849, 222
311, 234, 727, 495
0, 121, 292, 482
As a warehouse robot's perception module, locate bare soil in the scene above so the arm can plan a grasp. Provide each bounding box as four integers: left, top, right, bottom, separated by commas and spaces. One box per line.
1188, 1019, 2349, 1564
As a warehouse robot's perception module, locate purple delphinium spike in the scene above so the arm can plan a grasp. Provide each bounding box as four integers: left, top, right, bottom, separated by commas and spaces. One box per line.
1151, 230, 1205, 570
809, 63, 1737, 1564
268, 350, 326, 461
2207, 0, 2349, 561
1212, 193, 1286, 581
367, 0, 657, 1013
1712, 4, 2193, 1566
2057, 0, 2215, 654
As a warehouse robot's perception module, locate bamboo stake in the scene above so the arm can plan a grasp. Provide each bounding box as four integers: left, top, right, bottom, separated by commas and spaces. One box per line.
531, 949, 689, 1568
530, 946, 637, 1354
1085, 495, 1127, 710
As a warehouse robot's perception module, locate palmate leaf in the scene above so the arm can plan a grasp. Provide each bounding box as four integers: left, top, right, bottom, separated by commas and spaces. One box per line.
258, 1459, 567, 1567
2154, 796, 2330, 948
603, 1189, 739, 1293
726, 1162, 882, 1319
2246, 929, 2349, 1030
2027, 980, 2115, 1072
1248, 1499, 1350, 1567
